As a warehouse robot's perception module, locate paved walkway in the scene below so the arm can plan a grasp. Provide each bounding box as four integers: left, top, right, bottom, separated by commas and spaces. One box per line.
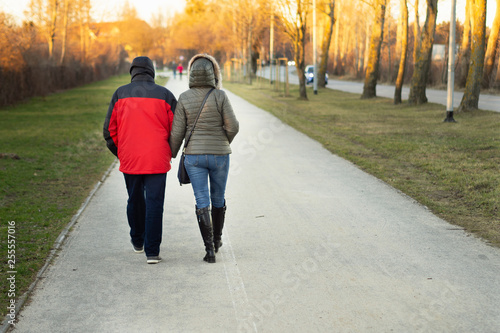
8, 75, 500, 332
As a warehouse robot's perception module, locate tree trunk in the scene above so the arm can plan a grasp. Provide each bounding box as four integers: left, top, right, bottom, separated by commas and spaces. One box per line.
84, 1, 91, 62
386, 0, 392, 81
317, 0, 335, 88
458, 0, 487, 112
496, 46, 500, 84
394, 2, 403, 78
76, 0, 91, 63
394, 0, 408, 104
295, 20, 308, 100
364, 18, 370, 72
59, 0, 69, 65
333, 2, 340, 73
78, 0, 86, 62
48, 0, 59, 60
408, 0, 438, 105
482, 0, 500, 88
355, 25, 361, 76
280, 0, 309, 100
441, 33, 450, 84
361, 0, 386, 99
413, 0, 420, 65
340, 19, 349, 74
457, 0, 472, 87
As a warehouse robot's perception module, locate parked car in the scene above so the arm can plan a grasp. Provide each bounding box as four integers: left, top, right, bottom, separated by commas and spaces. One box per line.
305, 65, 328, 85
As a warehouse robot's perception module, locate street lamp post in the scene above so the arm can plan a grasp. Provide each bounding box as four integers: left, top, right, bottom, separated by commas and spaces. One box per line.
445, 0, 457, 122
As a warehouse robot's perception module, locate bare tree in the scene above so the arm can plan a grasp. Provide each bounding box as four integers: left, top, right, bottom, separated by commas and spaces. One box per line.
496, 44, 500, 84
332, 1, 341, 72
0, 13, 26, 68
363, 10, 370, 73
457, 0, 472, 87
76, 0, 90, 62
394, 0, 408, 104
482, 0, 500, 88
119, 1, 139, 21
317, 0, 335, 88
278, 0, 310, 100
235, 0, 263, 84
412, 0, 420, 66
28, 0, 60, 60
458, 0, 487, 112
59, 0, 70, 64
47, 0, 58, 60
385, 0, 392, 80
408, 0, 438, 105
361, 0, 387, 99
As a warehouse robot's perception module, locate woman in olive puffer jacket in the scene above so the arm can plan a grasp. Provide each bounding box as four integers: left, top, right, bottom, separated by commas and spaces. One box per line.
169, 54, 239, 264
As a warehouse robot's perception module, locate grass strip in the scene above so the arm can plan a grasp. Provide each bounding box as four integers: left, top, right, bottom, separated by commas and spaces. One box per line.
0, 75, 168, 318
225, 80, 499, 247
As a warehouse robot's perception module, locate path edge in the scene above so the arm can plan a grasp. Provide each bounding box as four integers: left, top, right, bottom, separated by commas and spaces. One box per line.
1, 159, 118, 333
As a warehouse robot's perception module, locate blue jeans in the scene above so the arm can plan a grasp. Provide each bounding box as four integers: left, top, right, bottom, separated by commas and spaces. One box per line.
123, 173, 166, 257
184, 154, 230, 209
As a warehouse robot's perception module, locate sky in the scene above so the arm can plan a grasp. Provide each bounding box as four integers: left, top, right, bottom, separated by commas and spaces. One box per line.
0, 0, 497, 27
433, 0, 496, 27
0, 0, 186, 23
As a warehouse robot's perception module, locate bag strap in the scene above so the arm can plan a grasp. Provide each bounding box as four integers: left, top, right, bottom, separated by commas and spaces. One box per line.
183, 88, 215, 151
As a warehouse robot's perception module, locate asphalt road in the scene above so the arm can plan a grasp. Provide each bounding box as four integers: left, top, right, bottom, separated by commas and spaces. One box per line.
8, 75, 500, 332
261, 66, 500, 113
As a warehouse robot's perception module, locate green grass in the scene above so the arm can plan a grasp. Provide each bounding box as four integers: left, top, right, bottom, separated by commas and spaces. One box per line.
0, 75, 168, 318
225, 80, 500, 246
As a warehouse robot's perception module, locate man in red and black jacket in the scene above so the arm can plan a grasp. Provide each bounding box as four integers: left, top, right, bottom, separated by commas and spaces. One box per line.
103, 56, 177, 264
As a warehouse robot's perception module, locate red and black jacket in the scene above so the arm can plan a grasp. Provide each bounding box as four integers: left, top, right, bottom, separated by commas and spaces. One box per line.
103, 61, 177, 175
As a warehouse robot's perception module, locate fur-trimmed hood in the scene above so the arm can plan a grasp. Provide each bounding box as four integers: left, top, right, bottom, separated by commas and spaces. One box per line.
187, 54, 222, 89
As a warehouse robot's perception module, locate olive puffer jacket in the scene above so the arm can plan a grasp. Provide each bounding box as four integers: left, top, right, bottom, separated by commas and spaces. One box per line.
169, 54, 239, 158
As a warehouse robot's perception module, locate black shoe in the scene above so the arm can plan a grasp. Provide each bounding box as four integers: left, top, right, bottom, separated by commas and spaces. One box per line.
196, 206, 216, 263
147, 256, 162, 264
212, 203, 226, 253
131, 240, 144, 253
203, 252, 216, 263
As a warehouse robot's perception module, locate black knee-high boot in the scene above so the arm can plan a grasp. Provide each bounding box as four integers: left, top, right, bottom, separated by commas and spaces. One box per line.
212, 203, 226, 253
196, 206, 216, 263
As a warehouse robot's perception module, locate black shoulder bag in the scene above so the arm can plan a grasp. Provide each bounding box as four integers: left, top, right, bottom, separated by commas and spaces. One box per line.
177, 88, 215, 185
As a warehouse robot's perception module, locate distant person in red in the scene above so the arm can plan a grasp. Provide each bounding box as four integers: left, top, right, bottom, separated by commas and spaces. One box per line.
177, 63, 184, 80
103, 56, 177, 264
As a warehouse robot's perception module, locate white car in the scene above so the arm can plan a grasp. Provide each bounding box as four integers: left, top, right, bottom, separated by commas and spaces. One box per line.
305, 65, 328, 85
